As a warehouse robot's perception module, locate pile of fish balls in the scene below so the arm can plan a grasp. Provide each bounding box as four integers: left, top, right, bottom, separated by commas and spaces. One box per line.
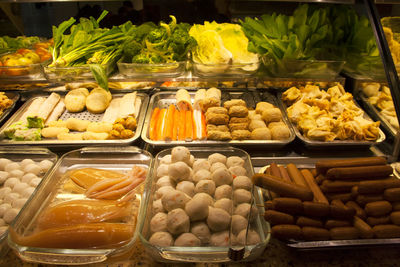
0, 158, 53, 234
149, 146, 261, 247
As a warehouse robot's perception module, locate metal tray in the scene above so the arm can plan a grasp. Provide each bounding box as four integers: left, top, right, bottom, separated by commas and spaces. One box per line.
8, 146, 152, 265
0, 93, 149, 148
0, 147, 57, 258
0, 92, 19, 126
277, 92, 386, 148
138, 146, 270, 262
258, 156, 400, 250
142, 90, 295, 148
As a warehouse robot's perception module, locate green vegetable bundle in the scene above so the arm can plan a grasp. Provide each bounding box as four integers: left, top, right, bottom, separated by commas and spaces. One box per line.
0, 36, 41, 54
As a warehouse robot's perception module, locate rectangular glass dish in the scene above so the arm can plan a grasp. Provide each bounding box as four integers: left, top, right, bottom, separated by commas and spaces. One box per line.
191, 60, 260, 77
44, 63, 114, 83
8, 146, 152, 265
117, 61, 186, 78
138, 146, 270, 262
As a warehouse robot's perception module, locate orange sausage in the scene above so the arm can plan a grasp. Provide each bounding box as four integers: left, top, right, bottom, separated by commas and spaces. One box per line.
287, 163, 308, 187
163, 105, 175, 141
185, 109, 193, 140
177, 110, 186, 141
279, 166, 292, 183
301, 169, 329, 204
149, 108, 160, 140
172, 108, 179, 141
155, 109, 167, 141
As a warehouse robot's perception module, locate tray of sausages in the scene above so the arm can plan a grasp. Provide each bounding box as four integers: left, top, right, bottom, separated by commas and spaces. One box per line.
252, 156, 400, 250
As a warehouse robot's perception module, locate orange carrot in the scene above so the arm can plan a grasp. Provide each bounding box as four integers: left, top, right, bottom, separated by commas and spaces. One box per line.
149, 108, 160, 140
178, 110, 186, 141
185, 110, 193, 140
201, 111, 207, 139
172, 108, 179, 141
156, 109, 167, 141
163, 105, 175, 141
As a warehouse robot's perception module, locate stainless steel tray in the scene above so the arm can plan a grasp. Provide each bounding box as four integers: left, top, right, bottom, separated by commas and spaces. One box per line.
142, 90, 295, 148
258, 156, 400, 250
0, 92, 19, 126
277, 92, 386, 148
0, 93, 149, 148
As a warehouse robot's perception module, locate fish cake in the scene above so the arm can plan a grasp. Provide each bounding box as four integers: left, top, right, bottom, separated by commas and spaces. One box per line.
200, 98, 220, 112
231, 130, 251, 140
206, 113, 229, 125
207, 131, 232, 141
205, 107, 228, 116
229, 117, 249, 124
256, 102, 275, 114
249, 120, 267, 131
251, 128, 271, 140
207, 124, 229, 132
224, 99, 246, 109
229, 123, 248, 131
229, 106, 248, 118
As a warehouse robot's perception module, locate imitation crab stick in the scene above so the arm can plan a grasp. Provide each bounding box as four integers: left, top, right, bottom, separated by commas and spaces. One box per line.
185, 109, 193, 140
163, 105, 176, 141
149, 108, 160, 140
172, 108, 179, 141
155, 109, 167, 141
177, 110, 186, 141
201, 111, 207, 139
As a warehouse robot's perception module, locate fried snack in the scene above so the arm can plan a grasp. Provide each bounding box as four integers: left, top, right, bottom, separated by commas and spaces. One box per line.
229, 123, 248, 131
231, 130, 251, 140
249, 120, 267, 131
200, 97, 220, 112
0, 92, 13, 116
230, 117, 249, 124
207, 130, 232, 141
206, 113, 229, 125
268, 121, 286, 128
270, 125, 290, 140
251, 128, 271, 140
229, 106, 248, 118
262, 108, 282, 123
256, 102, 275, 114
41, 127, 69, 138
224, 99, 246, 109
205, 107, 228, 117
207, 124, 229, 132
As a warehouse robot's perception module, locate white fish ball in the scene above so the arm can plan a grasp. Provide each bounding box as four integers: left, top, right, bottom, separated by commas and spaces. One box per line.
214, 185, 232, 200
212, 168, 233, 187
4, 193, 20, 204
5, 162, 21, 173
21, 173, 38, 184
210, 230, 230, 247
0, 203, 12, 217
174, 233, 201, 247
3, 208, 19, 224
160, 155, 172, 165
12, 198, 27, 209
39, 160, 53, 172
207, 207, 231, 232
156, 164, 169, 178
0, 171, 8, 184
13, 182, 29, 195
21, 187, 35, 198
188, 155, 195, 167
153, 199, 165, 214
192, 169, 211, 184
195, 180, 216, 195
233, 176, 253, 191
156, 176, 174, 189
0, 218, 5, 227
150, 212, 168, 233
20, 159, 35, 169
228, 166, 247, 177
226, 156, 245, 168
155, 186, 175, 200
233, 189, 252, 205
149, 231, 174, 246
0, 187, 11, 200
0, 226, 7, 235
9, 170, 24, 180
171, 146, 191, 165
208, 153, 227, 166
29, 178, 42, 188
192, 159, 210, 173
161, 189, 190, 212
210, 162, 227, 174
0, 158, 11, 171
4, 177, 19, 189
167, 208, 190, 235
176, 181, 195, 197
23, 164, 41, 176
168, 162, 192, 183
231, 214, 248, 235
214, 198, 233, 214
236, 229, 261, 246
190, 222, 211, 244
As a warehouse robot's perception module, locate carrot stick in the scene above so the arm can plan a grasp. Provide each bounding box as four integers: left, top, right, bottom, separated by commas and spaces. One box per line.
201, 111, 207, 139
177, 110, 186, 141
163, 105, 175, 141
185, 110, 193, 140
172, 108, 179, 141
149, 108, 160, 140
156, 109, 167, 141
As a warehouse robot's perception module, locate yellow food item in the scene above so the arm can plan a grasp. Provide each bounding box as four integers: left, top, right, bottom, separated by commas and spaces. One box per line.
64, 88, 89, 113
69, 168, 126, 189
86, 88, 112, 114
87, 122, 113, 133
57, 132, 83, 140
0, 92, 13, 116
48, 120, 67, 128
82, 131, 109, 140
41, 127, 69, 138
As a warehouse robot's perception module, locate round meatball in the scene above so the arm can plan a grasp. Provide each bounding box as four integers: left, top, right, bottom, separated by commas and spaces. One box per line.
160, 155, 172, 165
155, 186, 175, 200
195, 180, 216, 195
236, 229, 261, 245
210, 231, 230, 247
168, 162, 192, 183
228, 166, 247, 177
270, 125, 290, 140
150, 212, 168, 233
149, 232, 174, 246
208, 153, 227, 166
233, 176, 252, 191
210, 162, 227, 173
176, 181, 195, 197
226, 156, 244, 168
214, 198, 233, 214
234, 203, 258, 221
192, 193, 214, 207
231, 215, 248, 235
207, 207, 231, 232
153, 199, 165, 214
193, 159, 210, 173
192, 169, 211, 184
156, 164, 169, 178
185, 196, 209, 221
167, 208, 190, 235
190, 222, 211, 244
156, 176, 174, 189
212, 168, 233, 187
174, 233, 201, 247
171, 146, 191, 165
214, 185, 232, 200
233, 189, 252, 205
161, 189, 190, 212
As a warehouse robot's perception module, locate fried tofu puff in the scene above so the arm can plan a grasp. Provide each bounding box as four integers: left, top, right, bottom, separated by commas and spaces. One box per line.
205, 107, 228, 116
270, 125, 290, 140
207, 124, 229, 132
228, 106, 248, 118
262, 108, 282, 123
206, 114, 229, 125
201, 98, 220, 112
229, 123, 248, 132
256, 102, 275, 114
248, 120, 267, 131
207, 131, 232, 141
231, 130, 251, 140
229, 117, 249, 124
251, 128, 271, 140
223, 99, 246, 109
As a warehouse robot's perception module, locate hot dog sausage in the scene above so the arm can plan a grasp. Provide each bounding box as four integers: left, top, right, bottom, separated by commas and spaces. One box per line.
272, 197, 303, 215
287, 164, 308, 187
296, 216, 323, 228
346, 201, 367, 220
330, 227, 359, 240
272, 225, 302, 240
321, 180, 359, 193
356, 194, 384, 207
326, 165, 392, 180
373, 225, 400, 238
390, 211, 400, 225
279, 166, 292, 183
316, 157, 387, 175
353, 216, 373, 239
302, 227, 330, 241
264, 210, 294, 225
301, 169, 329, 204
365, 201, 392, 217
384, 188, 400, 202
367, 216, 390, 226
270, 163, 282, 178
325, 219, 351, 229
303, 201, 330, 217
326, 192, 352, 203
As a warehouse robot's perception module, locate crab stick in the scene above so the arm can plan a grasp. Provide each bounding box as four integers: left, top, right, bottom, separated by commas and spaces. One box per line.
193, 109, 202, 140
177, 110, 186, 141
185, 109, 193, 140
149, 108, 160, 140
172, 108, 179, 141
163, 105, 175, 141
155, 109, 167, 141
201, 111, 207, 139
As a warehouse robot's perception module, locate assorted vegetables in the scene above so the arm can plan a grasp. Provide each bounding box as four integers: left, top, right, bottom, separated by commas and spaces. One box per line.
0, 36, 41, 54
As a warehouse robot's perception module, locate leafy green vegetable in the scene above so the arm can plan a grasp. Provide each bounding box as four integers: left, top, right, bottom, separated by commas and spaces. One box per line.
0, 36, 41, 54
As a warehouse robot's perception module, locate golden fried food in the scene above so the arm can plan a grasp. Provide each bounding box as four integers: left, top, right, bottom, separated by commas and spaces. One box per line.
207, 124, 229, 132
224, 99, 246, 109
120, 129, 134, 139
231, 130, 251, 140
262, 108, 282, 123
229, 117, 249, 124
251, 128, 271, 140
108, 130, 121, 139
200, 97, 220, 112
229, 123, 249, 131
207, 130, 232, 141
248, 110, 262, 120
256, 102, 275, 114
0, 92, 13, 116
125, 116, 137, 130
268, 121, 286, 129
228, 106, 248, 118
270, 125, 290, 140
206, 113, 229, 125
205, 107, 228, 118
113, 123, 125, 132
249, 120, 267, 131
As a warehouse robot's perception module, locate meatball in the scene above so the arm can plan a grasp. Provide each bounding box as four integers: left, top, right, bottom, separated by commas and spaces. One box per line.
156, 164, 169, 178
149, 232, 174, 246
167, 208, 190, 235
208, 153, 227, 166
190, 222, 211, 244
214, 185, 232, 200
171, 146, 191, 165
185, 196, 209, 221
156, 176, 174, 189
168, 162, 192, 183
234, 203, 258, 221
161, 189, 190, 212
193, 159, 210, 173
231, 215, 248, 235
207, 207, 231, 232
226, 156, 245, 168
153, 199, 165, 214
210, 162, 227, 173
192, 193, 214, 207
195, 180, 216, 195
210, 231, 230, 247
192, 169, 211, 184
174, 233, 201, 247
236, 229, 261, 245
228, 166, 247, 177
233, 176, 252, 191
155, 186, 175, 200
176, 181, 195, 197
212, 168, 233, 187
233, 189, 252, 205
214, 198, 233, 214
150, 212, 168, 233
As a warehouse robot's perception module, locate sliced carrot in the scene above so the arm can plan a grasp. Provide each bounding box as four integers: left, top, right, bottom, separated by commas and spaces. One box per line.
172, 108, 179, 141
177, 110, 186, 141
155, 109, 167, 141
185, 110, 193, 140
192, 110, 197, 140
149, 108, 160, 140
201, 111, 207, 139
163, 105, 175, 141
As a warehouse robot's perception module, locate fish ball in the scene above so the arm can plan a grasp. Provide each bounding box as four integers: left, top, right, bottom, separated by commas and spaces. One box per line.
4, 193, 20, 204
21, 187, 35, 198
185, 197, 209, 221
0, 159, 11, 170
3, 208, 19, 224
176, 181, 195, 197
168, 162, 191, 183
231, 215, 248, 235
9, 170, 24, 180
195, 180, 216, 195
20, 159, 35, 169
4, 177, 19, 189
193, 159, 210, 173
210, 231, 230, 246
228, 166, 247, 177
171, 146, 191, 165
21, 173, 37, 184
156, 176, 174, 189
0, 218, 5, 227
236, 230, 261, 245
210, 162, 227, 173
0, 226, 7, 235
233, 189, 252, 205
24, 164, 41, 176
226, 156, 245, 168
234, 203, 258, 221
192, 169, 211, 184
167, 208, 190, 235
212, 168, 233, 187
207, 207, 231, 232
149, 232, 174, 246
150, 212, 168, 233
160, 155, 172, 165
156, 164, 169, 178
190, 222, 211, 244
214, 185, 232, 200
208, 153, 227, 166
0, 203, 11, 217
155, 186, 174, 200
161, 190, 190, 212
153, 199, 165, 214
0, 187, 11, 200
188, 155, 195, 167
193, 193, 214, 207
233, 176, 252, 191
39, 160, 53, 172
214, 198, 233, 214
5, 162, 21, 173
0, 171, 8, 184
29, 178, 42, 188
174, 233, 201, 247
12, 198, 27, 209
13, 182, 29, 195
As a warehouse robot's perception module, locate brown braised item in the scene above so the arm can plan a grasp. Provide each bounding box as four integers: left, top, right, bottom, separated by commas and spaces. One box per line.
326, 165, 393, 180
302, 226, 330, 241
264, 210, 294, 225
315, 157, 387, 175
353, 216, 374, 239
296, 217, 323, 228
365, 201, 392, 217
271, 225, 302, 240
372, 225, 400, 238
330, 227, 359, 240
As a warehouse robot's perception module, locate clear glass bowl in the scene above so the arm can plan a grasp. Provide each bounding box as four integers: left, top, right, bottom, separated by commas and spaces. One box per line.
117, 61, 186, 78
192, 60, 260, 77
44, 63, 113, 83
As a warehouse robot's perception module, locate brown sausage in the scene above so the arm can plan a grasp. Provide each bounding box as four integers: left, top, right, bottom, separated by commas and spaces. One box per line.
390, 211, 400, 225
303, 201, 330, 217
346, 201, 367, 220
302, 227, 330, 241
384, 188, 400, 202
316, 157, 387, 175
270, 163, 282, 178
356, 194, 384, 207
265, 200, 275, 210
287, 164, 308, 187
373, 225, 400, 238
326, 165, 393, 180
310, 168, 317, 177
296, 216, 323, 228
264, 210, 294, 225
278, 166, 292, 183
315, 174, 326, 185
301, 169, 329, 204
351, 186, 359, 199
321, 180, 359, 193
367, 216, 391, 226
353, 216, 374, 239
272, 225, 302, 240
270, 192, 279, 199
325, 220, 351, 229
272, 197, 303, 215
330, 200, 356, 220
393, 202, 400, 211
358, 179, 389, 194
326, 192, 352, 203
265, 167, 271, 175
252, 174, 313, 201
365, 201, 392, 217
330, 227, 359, 240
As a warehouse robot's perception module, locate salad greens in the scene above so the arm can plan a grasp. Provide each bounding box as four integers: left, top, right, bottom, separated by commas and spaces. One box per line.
0, 36, 41, 54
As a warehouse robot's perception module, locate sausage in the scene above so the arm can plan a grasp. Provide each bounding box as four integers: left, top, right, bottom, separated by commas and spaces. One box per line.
302, 227, 330, 241
278, 166, 292, 183
265, 167, 271, 175
358, 179, 390, 194
390, 211, 400, 225
384, 188, 400, 202
271, 225, 302, 240
265, 200, 275, 210
345, 201, 367, 220
270, 163, 282, 178
356, 194, 384, 207
393, 202, 400, 211
315, 174, 325, 185
301, 169, 329, 204
325, 219, 351, 229
330, 200, 355, 220
330, 227, 359, 240
365, 201, 392, 217
270, 192, 279, 199
372, 225, 400, 238
326, 192, 352, 203
264, 210, 294, 225
296, 216, 323, 228
252, 174, 313, 201
321, 180, 359, 193
310, 168, 317, 177
286, 164, 308, 187
303, 201, 330, 217
326, 165, 393, 180
272, 198, 303, 215
351, 186, 359, 199
353, 216, 373, 239
315, 157, 387, 175
367, 216, 390, 226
